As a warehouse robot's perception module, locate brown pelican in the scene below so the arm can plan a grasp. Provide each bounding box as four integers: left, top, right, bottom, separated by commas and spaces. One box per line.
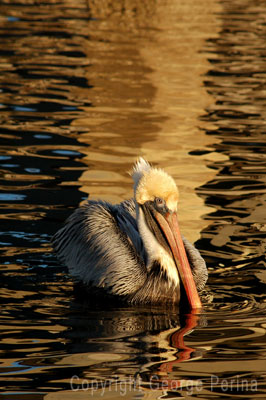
52, 158, 207, 308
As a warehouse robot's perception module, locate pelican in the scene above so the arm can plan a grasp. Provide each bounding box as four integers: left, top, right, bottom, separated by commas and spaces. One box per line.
52, 158, 207, 308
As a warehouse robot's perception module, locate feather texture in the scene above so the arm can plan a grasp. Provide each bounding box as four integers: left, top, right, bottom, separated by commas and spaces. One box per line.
52, 198, 207, 304
52, 158, 208, 304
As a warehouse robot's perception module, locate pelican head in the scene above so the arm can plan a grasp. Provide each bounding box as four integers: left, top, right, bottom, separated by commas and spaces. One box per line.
132, 158, 202, 309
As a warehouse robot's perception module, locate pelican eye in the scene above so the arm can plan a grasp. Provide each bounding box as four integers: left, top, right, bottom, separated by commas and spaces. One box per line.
155, 197, 165, 207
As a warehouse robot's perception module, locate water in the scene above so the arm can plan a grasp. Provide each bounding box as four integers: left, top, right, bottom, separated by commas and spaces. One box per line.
0, 0, 265, 399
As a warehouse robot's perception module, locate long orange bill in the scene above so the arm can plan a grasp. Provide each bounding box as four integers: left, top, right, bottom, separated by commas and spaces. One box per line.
155, 211, 202, 310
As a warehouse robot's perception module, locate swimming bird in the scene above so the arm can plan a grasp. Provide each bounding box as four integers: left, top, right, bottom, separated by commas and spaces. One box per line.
52, 158, 207, 308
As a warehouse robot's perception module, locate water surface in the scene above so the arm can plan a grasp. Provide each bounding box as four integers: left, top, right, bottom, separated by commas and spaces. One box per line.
0, 0, 265, 399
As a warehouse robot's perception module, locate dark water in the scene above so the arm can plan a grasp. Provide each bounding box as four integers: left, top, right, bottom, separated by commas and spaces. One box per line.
0, 0, 265, 399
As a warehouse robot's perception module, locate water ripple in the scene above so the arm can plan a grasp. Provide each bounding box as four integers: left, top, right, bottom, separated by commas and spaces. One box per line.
0, 0, 265, 399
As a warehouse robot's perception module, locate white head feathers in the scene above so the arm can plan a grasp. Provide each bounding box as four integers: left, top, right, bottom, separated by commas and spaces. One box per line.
131, 157, 179, 211
131, 157, 151, 192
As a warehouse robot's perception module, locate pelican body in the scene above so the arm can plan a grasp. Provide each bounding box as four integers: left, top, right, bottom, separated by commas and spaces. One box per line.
52, 158, 207, 308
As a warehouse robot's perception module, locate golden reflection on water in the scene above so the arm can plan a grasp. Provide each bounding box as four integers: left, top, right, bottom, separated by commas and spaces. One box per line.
43, 311, 266, 400
1, 1, 266, 399
73, 0, 224, 242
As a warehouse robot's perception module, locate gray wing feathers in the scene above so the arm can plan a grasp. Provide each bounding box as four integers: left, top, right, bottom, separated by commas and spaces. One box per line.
115, 199, 146, 262
52, 199, 147, 297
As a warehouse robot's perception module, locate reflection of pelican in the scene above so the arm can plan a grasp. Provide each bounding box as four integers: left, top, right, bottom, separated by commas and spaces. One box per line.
52, 158, 207, 308
139, 312, 202, 391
